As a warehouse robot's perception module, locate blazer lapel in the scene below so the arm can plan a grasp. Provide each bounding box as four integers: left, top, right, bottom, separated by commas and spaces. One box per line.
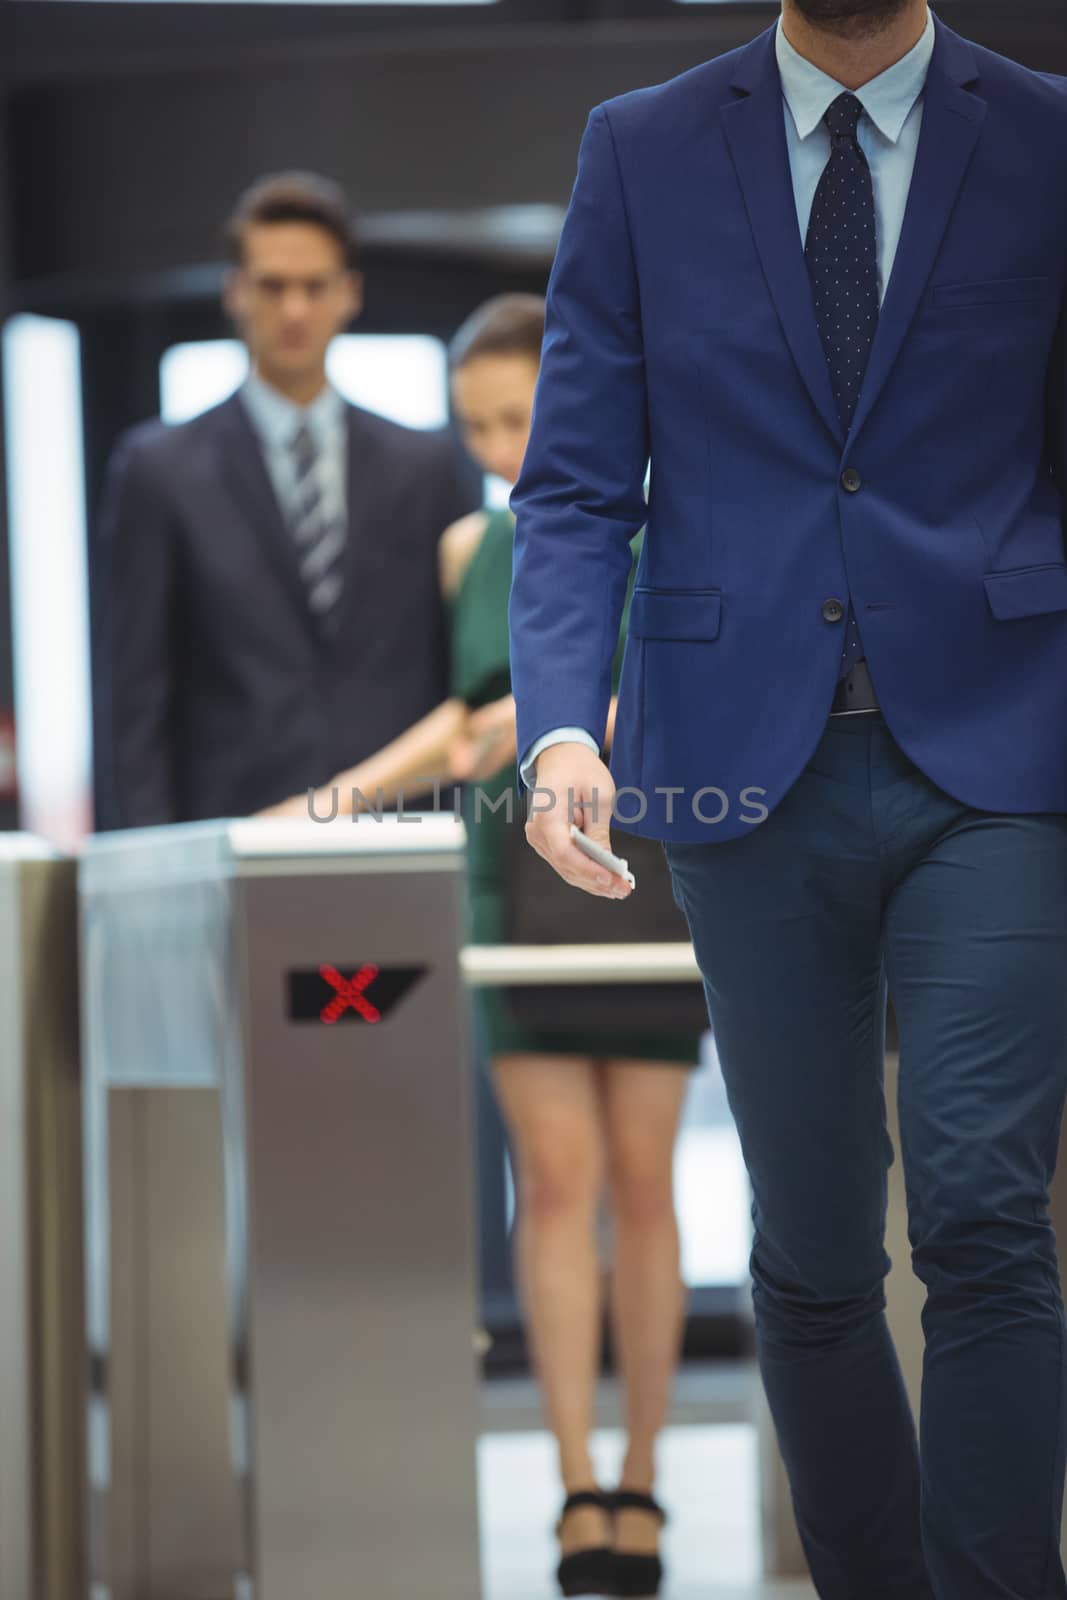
845, 15, 986, 448
721, 25, 844, 449
216, 394, 320, 642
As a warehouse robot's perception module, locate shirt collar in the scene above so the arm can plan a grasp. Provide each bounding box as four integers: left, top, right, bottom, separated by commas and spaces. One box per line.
240, 368, 345, 452
775, 8, 935, 146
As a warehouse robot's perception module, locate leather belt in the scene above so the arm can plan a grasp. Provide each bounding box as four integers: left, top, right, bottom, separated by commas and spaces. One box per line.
830, 658, 880, 715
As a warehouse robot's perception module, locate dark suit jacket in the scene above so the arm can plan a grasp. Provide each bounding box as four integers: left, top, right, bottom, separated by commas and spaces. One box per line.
92, 391, 477, 827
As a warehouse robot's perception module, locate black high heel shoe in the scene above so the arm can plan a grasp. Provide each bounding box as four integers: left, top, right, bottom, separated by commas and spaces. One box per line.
608, 1488, 668, 1597
555, 1489, 616, 1597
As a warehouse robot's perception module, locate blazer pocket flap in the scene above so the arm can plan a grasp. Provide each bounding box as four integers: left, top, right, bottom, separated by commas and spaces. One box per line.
983, 563, 1067, 621
628, 588, 722, 640
932, 276, 1053, 309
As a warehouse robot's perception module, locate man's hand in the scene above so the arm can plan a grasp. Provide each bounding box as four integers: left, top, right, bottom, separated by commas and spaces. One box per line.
525, 742, 633, 899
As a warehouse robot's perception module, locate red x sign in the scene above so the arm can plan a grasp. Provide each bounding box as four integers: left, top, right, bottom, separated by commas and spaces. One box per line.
319, 964, 382, 1025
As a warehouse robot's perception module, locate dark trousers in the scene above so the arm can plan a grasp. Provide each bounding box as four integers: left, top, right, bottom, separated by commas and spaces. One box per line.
664, 713, 1067, 1599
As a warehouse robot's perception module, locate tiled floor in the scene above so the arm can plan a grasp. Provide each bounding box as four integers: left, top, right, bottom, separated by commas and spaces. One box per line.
478, 1368, 817, 1600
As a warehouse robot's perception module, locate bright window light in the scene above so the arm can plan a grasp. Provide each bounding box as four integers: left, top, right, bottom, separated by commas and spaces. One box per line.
485, 475, 512, 511
160, 335, 510, 505
329, 336, 449, 429
2, 315, 93, 849
159, 339, 247, 423
160, 335, 449, 431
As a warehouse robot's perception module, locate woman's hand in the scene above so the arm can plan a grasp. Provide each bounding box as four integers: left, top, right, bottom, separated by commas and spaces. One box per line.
449, 695, 518, 781
255, 791, 316, 820
256, 782, 353, 820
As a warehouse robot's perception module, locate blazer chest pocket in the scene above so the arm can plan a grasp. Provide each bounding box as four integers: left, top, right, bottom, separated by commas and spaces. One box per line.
931, 276, 1053, 310
628, 588, 722, 641
983, 563, 1067, 621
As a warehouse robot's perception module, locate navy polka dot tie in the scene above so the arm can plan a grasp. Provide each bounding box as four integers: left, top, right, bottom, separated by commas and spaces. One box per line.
805, 92, 879, 680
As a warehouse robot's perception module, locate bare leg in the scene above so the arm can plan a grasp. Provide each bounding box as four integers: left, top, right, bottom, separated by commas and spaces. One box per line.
601, 1059, 690, 1553
492, 1052, 611, 1555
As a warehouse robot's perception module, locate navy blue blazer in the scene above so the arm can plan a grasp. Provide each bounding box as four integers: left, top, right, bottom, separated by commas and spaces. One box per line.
92, 392, 476, 826
509, 12, 1067, 842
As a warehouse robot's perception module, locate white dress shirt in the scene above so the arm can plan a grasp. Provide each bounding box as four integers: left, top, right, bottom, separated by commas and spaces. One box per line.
520, 7, 935, 788
240, 369, 348, 536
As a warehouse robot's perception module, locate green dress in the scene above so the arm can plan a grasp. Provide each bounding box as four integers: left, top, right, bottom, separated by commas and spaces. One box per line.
450, 509, 700, 1066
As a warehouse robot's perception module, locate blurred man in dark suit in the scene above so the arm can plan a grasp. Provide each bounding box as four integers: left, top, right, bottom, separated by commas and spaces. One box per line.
92, 171, 476, 827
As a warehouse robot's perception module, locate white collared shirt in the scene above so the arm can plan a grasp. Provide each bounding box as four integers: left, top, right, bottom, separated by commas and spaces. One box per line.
239, 368, 348, 534
776, 7, 935, 304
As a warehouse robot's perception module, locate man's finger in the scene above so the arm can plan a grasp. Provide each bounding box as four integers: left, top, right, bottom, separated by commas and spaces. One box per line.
526, 823, 631, 897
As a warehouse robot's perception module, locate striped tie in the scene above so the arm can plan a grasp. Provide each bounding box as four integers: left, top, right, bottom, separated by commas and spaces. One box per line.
289, 422, 346, 629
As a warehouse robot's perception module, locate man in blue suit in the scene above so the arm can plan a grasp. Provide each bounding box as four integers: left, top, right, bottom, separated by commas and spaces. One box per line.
510, 1, 1067, 1594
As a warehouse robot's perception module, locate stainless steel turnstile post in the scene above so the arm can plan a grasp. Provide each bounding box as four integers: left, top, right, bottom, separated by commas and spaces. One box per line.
80, 817, 482, 1600
0, 835, 84, 1600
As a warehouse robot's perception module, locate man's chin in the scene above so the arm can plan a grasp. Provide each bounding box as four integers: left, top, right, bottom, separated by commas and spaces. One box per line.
275, 347, 321, 369
789, 0, 914, 36
258, 350, 326, 383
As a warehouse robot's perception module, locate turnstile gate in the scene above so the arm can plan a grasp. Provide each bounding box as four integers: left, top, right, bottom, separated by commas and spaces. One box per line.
0, 835, 84, 1600
80, 816, 482, 1600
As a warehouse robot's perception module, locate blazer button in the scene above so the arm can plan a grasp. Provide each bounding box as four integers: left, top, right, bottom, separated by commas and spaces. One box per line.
822, 598, 845, 624
841, 468, 862, 493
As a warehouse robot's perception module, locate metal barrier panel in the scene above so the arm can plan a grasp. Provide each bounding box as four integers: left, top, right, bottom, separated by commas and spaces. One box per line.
0, 836, 84, 1600
81, 817, 482, 1600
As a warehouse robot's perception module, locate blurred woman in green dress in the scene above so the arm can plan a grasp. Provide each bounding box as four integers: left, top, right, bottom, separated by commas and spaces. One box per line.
276, 297, 702, 1598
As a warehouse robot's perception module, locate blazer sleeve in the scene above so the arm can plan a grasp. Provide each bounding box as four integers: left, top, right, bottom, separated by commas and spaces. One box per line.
1045, 83, 1067, 528
92, 428, 182, 829
1050, 296, 1067, 526
508, 102, 650, 769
